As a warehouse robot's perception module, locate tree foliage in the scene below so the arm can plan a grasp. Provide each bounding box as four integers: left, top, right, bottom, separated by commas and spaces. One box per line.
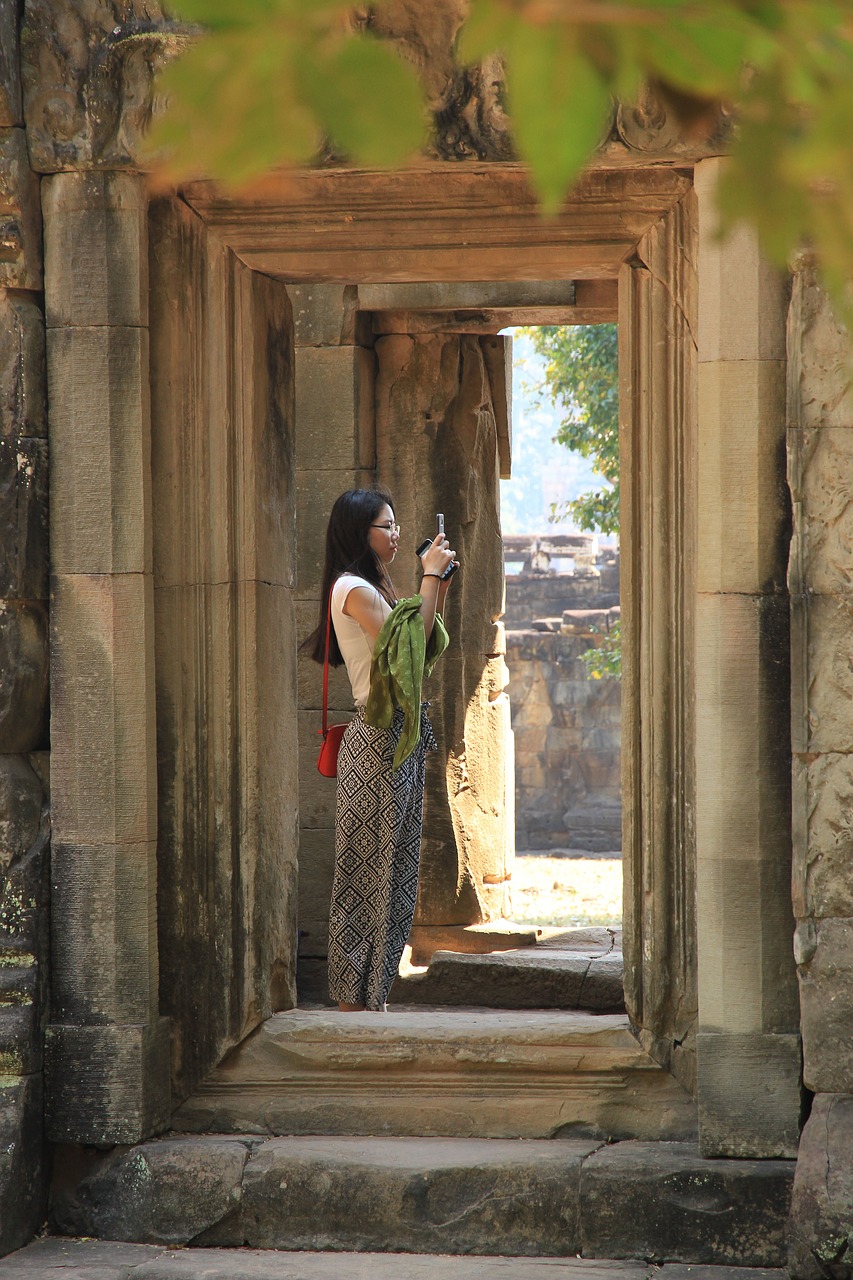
526, 323, 619, 535
152, 2, 853, 313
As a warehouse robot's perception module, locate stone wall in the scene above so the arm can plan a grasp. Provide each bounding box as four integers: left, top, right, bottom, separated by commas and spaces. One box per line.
0, 6, 51, 1252
786, 257, 853, 1275
505, 573, 621, 852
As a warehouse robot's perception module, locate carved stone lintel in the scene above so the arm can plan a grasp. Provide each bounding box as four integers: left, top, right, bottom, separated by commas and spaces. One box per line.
22, 0, 195, 173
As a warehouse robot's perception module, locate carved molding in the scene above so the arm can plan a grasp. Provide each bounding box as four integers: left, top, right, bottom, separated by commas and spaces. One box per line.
22, 0, 195, 172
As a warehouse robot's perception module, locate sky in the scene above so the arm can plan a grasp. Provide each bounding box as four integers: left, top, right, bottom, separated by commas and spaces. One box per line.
499, 329, 610, 537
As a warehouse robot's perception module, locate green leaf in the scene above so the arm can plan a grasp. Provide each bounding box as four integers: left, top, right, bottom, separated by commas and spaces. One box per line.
299, 36, 426, 168
504, 24, 612, 213
457, 0, 517, 64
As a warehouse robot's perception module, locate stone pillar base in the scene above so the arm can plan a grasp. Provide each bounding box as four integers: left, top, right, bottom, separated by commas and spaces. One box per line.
45, 1016, 170, 1145
697, 1030, 802, 1158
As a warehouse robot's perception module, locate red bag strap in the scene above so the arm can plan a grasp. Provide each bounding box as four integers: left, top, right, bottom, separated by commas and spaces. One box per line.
322, 586, 332, 739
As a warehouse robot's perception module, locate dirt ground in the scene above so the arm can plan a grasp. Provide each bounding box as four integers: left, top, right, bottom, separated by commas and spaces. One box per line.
511, 851, 622, 928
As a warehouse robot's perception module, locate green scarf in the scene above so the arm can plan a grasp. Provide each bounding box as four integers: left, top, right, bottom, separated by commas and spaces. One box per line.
364, 595, 449, 769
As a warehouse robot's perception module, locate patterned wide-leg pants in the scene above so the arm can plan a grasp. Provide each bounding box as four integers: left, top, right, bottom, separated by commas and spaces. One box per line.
328, 705, 435, 1010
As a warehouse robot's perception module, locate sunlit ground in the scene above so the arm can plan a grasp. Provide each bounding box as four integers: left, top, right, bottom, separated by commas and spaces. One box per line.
511, 852, 622, 928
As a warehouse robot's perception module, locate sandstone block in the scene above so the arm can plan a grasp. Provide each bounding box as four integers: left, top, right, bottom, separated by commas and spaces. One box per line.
696, 360, 788, 595
788, 258, 853, 431
43, 172, 148, 327
788, 428, 853, 595
50, 572, 157, 846
0, 600, 47, 753
0, 129, 41, 289
50, 1136, 250, 1246
792, 752, 853, 920
0, 1074, 45, 1256
696, 1031, 802, 1159
788, 1092, 853, 1280
0, 434, 48, 599
695, 158, 787, 363
0, 290, 47, 441
45, 1014, 170, 1145
297, 828, 336, 957
47, 326, 151, 575
695, 591, 792, 865
0, 3, 21, 126
287, 282, 363, 346
798, 916, 853, 1094
295, 345, 375, 472
579, 1140, 794, 1265
50, 840, 157, 1025
240, 1136, 588, 1254
791, 594, 853, 754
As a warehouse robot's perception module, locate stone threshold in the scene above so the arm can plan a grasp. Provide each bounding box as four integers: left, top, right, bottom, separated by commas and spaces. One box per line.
173, 1006, 689, 1142
44, 1136, 794, 1268
0, 1239, 791, 1280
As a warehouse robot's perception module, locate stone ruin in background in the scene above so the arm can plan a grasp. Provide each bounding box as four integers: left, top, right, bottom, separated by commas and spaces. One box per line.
503, 534, 621, 853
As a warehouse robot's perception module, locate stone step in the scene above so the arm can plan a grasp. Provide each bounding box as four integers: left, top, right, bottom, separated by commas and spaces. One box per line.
43, 1136, 794, 1267
172, 1007, 696, 1142
391, 926, 625, 1011
0, 1239, 791, 1279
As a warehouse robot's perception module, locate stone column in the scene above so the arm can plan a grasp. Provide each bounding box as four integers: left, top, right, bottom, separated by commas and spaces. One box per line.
292, 286, 377, 999
786, 257, 853, 1275
43, 172, 169, 1144
374, 331, 510, 926
693, 157, 800, 1157
0, 74, 51, 1247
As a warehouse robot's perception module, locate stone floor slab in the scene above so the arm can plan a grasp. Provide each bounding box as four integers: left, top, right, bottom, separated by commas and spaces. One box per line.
0, 1240, 790, 1279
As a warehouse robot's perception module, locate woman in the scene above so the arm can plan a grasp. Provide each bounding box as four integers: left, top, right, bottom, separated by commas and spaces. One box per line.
305, 488, 456, 1011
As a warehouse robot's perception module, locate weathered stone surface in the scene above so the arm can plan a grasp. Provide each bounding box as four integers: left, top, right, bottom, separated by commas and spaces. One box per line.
0, 129, 41, 289
51, 1137, 251, 1245
48, 326, 151, 575
173, 1008, 697, 1143
0, 601, 47, 753
788, 255, 853, 433
788, 428, 853, 596
0, 291, 46, 441
507, 627, 620, 851
21, 0, 177, 173
797, 917, 853, 1095
0, 1074, 45, 1257
0, 3, 22, 127
579, 1141, 794, 1265
695, 160, 787, 365
0, 434, 48, 600
295, 345, 375, 472
392, 946, 624, 1012
295, 467, 374, 602
45, 1015, 170, 1145
696, 1032, 802, 1159
43, 172, 147, 327
0, 1238, 657, 1278
50, 573, 157, 847
788, 1093, 853, 1280
287, 282, 365, 347
241, 1136, 589, 1255
696, 360, 789, 596
791, 594, 853, 754
0, 755, 42, 874
792, 752, 853, 920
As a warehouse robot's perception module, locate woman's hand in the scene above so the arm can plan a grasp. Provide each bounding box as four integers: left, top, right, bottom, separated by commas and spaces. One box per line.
420, 533, 455, 579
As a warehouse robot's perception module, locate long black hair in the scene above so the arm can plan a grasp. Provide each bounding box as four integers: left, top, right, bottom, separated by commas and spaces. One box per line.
302, 487, 397, 665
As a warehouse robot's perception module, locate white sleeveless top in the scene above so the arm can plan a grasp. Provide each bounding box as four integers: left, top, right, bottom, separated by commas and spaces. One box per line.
331, 574, 392, 708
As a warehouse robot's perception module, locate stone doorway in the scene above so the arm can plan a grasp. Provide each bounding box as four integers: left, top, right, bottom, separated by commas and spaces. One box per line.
44, 159, 799, 1162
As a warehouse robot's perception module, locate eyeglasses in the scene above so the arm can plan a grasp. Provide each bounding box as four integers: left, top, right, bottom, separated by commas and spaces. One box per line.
371, 521, 400, 534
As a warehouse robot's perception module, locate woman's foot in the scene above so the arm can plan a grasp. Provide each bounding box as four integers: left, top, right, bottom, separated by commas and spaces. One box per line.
338, 1001, 366, 1012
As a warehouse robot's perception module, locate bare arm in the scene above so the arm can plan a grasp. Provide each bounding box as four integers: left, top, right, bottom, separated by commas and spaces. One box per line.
417, 534, 456, 641
342, 585, 392, 648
